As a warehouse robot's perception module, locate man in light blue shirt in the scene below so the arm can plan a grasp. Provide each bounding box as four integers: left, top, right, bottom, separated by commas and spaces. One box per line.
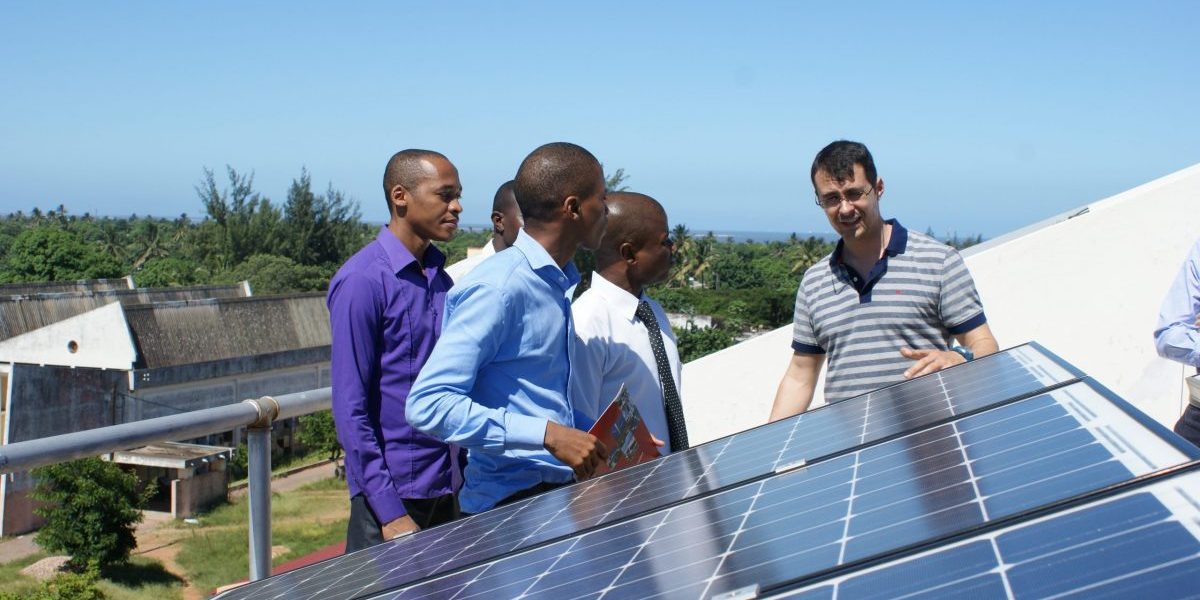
1154, 238, 1200, 446
408, 142, 610, 513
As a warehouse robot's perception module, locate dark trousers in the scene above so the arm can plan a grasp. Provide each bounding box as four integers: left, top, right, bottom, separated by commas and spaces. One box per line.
1174, 404, 1200, 448
462, 481, 566, 516
345, 492, 459, 554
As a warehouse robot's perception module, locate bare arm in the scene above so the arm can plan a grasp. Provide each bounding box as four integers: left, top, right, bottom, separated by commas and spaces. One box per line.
768, 352, 825, 422
956, 322, 998, 357
901, 322, 999, 379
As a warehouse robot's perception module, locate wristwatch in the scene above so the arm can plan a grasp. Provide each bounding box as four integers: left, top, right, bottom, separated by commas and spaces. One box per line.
951, 346, 974, 362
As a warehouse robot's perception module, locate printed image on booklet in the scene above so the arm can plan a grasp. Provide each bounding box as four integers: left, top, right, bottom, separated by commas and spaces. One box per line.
587, 383, 660, 476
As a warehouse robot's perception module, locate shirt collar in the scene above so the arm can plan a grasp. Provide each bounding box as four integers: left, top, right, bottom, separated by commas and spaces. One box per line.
830, 218, 909, 267
512, 229, 581, 292
588, 272, 643, 322
376, 226, 446, 275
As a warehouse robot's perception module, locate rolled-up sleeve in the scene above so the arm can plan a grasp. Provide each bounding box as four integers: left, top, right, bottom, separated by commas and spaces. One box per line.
1154, 241, 1200, 368
328, 273, 407, 523
407, 282, 549, 452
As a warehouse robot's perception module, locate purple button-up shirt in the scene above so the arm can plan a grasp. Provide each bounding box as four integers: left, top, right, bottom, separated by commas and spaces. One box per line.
328, 227, 458, 524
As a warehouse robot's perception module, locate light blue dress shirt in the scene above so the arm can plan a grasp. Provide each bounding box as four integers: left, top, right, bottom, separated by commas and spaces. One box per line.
1155, 239, 1200, 369
408, 230, 580, 513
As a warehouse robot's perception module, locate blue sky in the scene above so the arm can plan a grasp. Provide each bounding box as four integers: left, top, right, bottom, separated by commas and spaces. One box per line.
1, 1, 1196, 238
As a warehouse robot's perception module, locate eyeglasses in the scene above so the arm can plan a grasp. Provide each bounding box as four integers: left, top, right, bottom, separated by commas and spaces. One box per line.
815, 184, 875, 209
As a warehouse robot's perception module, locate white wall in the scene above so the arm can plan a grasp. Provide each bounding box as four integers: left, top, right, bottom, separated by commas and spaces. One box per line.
964, 163, 1200, 426
682, 163, 1200, 444
0, 302, 136, 370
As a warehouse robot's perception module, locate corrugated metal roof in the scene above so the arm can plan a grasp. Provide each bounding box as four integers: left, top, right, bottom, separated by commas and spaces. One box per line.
0, 277, 133, 296
0, 284, 249, 340
123, 293, 330, 369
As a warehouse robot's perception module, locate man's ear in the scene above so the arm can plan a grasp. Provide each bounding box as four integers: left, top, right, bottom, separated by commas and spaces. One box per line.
875, 178, 884, 200
619, 241, 636, 263
563, 195, 582, 220
390, 184, 408, 215
491, 211, 504, 234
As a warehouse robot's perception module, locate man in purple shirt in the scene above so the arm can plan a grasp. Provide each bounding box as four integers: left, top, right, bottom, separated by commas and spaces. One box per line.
328, 149, 464, 552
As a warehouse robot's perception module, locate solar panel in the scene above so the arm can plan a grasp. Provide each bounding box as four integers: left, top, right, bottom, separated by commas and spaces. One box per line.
365, 380, 1193, 600
215, 343, 1080, 600
777, 464, 1200, 600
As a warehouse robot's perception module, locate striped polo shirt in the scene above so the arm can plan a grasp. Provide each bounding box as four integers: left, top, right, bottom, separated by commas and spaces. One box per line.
792, 220, 986, 403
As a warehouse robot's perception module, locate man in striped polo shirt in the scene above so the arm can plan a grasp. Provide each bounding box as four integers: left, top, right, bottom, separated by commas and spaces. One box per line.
769, 140, 998, 420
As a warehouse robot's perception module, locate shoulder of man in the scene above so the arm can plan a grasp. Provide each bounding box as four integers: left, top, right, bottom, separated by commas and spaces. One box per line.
571, 286, 614, 334
798, 251, 836, 288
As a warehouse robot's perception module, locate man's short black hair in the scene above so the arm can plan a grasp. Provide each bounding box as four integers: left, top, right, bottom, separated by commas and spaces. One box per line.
382, 149, 449, 213
594, 192, 665, 268
492, 180, 517, 213
514, 142, 601, 223
810, 140, 878, 187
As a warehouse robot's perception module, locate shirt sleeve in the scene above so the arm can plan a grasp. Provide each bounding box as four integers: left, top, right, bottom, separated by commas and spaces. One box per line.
1154, 241, 1200, 368
407, 282, 549, 452
569, 305, 608, 432
791, 278, 825, 354
328, 272, 407, 523
938, 248, 988, 335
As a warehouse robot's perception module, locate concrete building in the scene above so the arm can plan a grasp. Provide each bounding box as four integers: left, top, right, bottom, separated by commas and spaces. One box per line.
682, 162, 1200, 446
0, 285, 332, 535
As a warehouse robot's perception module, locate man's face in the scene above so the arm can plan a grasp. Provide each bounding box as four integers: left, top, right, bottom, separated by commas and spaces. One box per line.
399, 157, 463, 243
578, 168, 608, 251
631, 209, 675, 287
813, 163, 883, 242
495, 201, 523, 248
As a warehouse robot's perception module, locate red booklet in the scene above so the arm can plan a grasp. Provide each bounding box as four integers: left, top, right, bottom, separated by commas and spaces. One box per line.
587, 384, 660, 476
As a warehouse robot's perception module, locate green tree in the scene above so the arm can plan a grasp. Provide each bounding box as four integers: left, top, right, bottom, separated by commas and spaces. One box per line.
220, 253, 330, 294
298, 410, 343, 463
135, 256, 206, 287
195, 167, 283, 269
674, 326, 736, 362
0, 227, 124, 283
32, 458, 152, 570
282, 170, 368, 267
603, 165, 630, 192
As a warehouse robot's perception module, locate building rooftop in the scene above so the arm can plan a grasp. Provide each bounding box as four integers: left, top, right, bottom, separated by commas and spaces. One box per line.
123, 293, 330, 369
0, 283, 250, 341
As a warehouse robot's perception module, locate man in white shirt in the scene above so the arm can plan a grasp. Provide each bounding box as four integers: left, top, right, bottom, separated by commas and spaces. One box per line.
572, 191, 687, 454
445, 180, 523, 282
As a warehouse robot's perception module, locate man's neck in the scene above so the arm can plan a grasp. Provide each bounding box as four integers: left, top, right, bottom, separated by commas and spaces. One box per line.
523, 223, 578, 269
387, 220, 430, 266
598, 266, 641, 298
490, 235, 507, 253
841, 221, 891, 273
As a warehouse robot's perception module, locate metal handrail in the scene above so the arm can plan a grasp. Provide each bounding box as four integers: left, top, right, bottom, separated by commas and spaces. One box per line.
0, 386, 333, 581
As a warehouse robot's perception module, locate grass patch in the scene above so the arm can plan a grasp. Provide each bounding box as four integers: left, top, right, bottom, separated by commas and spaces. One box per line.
297, 475, 347, 492
229, 450, 330, 487
97, 557, 183, 600
0, 551, 47, 597
0, 554, 181, 600
174, 476, 349, 594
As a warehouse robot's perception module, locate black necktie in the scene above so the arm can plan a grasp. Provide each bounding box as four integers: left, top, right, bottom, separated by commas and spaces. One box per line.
635, 300, 689, 451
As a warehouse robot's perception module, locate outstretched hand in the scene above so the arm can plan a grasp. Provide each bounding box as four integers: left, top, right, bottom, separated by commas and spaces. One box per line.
544, 421, 609, 480
900, 347, 967, 379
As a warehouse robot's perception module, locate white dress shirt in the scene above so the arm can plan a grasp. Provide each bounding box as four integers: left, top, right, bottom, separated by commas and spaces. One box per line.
445, 239, 497, 284
572, 272, 683, 454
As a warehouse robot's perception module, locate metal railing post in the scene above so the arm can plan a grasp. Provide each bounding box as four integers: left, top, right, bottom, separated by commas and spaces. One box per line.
0, 386, 333, 584
243, 396, 280, 582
